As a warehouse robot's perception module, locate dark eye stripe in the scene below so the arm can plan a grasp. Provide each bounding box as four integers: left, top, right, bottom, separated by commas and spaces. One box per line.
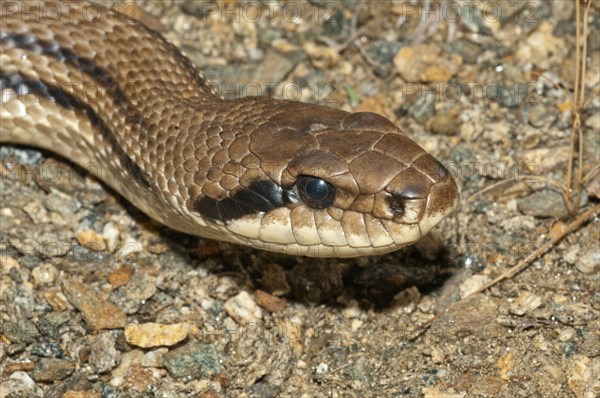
235, 189, 277, 213
247, 180, 284, 207
194, 179, 285, 222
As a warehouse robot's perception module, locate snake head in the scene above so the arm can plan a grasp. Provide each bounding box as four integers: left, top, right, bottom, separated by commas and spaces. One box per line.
0, 1, 456, 259
191, 99, 459, 257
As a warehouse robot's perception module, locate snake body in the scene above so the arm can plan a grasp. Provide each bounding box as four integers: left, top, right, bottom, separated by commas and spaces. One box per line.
0, 1, 459, 257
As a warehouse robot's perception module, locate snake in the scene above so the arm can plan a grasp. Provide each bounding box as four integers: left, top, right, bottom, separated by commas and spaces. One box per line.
0, 1, 459, 257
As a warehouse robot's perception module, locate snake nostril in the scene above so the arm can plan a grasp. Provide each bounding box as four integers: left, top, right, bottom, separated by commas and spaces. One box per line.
388, 195, 405, 216
386, 192, 428, 224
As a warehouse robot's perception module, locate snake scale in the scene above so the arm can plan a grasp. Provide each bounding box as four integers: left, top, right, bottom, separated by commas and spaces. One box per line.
0, 1, 459, 257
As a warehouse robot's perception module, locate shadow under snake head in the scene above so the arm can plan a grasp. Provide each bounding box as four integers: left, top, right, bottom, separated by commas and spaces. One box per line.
191, 99, 459, 257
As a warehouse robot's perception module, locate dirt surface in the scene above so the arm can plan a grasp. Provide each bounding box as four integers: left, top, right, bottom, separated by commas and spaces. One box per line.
1, 1, 599, 397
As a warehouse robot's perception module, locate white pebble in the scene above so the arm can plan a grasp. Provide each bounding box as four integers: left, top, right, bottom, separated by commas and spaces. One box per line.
102, 222, 121, 252
224, 291, 263, 326
116, 235, 142, 259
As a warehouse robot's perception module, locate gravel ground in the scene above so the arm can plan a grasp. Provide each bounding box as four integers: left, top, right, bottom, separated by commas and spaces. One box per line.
1, 1, 599, 397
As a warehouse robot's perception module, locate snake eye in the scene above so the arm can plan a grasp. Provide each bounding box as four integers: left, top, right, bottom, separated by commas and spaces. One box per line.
296, 176, 335, 209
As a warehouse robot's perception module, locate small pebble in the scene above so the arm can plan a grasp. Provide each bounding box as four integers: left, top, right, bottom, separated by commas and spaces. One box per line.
391, 286, 421, 313
0, 207, 15, 217
509, 291, 543, 316
302, 41, 340, 69
62, 279, 127, 330
321, 7, 345, 36
431, 295, 498, 343
449, 38, 480, 64
575, 248, 600, 275
422, 387, 466, 398
76, 230, 107, 252
224, 291, 263, 326
22, 200, 49, 224
31, 358, 75, 382
111, 271, 157, 314
116, 235, 143, 258
367, 40, 403, 65
31, 263, 58, 286
580, 330, 600, 358
1, 371, 41, 397
563, 244, 580, 265
254, 289, 287, 313
525, 103, 557, 128
499, 215, 536, 233
31, 341, 63, 358
517, 189, 582, 218
0, 364, 35, 376
585, 111, 600, 131
341, 300, 362, 319
0, 256, 20, 274
248, 382, 281, 398
409, 92, 436, 124
558, 327, 576, 342
125, 322, 190, 348
89, 332, 120, 373
517, 147, 570, 173
567, 355, 600, 398
121, 364, 165, 391
459, 275, 491, 298
47, 211, 66, 226
3, 320, 39, 344
393, 43, 463, 83
315, 363, 328, 374
429, 109, 462, 135
271, 38, 298, 53
350, 319, 363, 332
163, 342, 220, 379
102, 222, 121, 252
107, 265, 134, 288
38, 311, 71, 339
3, 362, 35, 373
516, 21, 568, 69
44, 188, 81, 217
469, 375, 505, 396
356, 94, 392, 118
43, 290, 70, 311
109, 349, 146, 387
141, 348, 168, 367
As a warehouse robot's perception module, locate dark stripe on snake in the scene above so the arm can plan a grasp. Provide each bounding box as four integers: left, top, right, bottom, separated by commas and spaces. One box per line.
0, 32, 132, 106
0, 71, 151, 187
194, 179, 286, 222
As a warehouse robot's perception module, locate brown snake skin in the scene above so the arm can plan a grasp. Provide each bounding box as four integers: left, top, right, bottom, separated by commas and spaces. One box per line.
0, 1, 459, 257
